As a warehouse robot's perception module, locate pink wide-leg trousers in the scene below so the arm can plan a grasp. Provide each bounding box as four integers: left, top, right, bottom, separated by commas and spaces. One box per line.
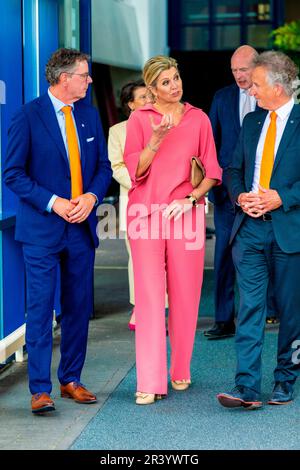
128, 205, 205, 395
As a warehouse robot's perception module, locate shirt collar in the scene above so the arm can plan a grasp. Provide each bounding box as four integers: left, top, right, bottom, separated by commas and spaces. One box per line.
139, 102, 196, 114
239, 88, 250, 96
272, 97, 294, 121
48, 88, 74, 113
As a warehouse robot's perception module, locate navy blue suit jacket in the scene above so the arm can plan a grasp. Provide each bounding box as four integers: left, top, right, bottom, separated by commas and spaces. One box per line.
208, 83, 241, 205
225, 104, 300, 254
3, 93, 112, 248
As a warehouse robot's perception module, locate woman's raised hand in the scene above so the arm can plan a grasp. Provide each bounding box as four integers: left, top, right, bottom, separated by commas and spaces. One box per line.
149, 113, 173, 140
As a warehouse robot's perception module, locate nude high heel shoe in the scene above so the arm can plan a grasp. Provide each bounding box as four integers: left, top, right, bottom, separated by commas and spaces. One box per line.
135, 392, 164, 405
171, 379, 191, 391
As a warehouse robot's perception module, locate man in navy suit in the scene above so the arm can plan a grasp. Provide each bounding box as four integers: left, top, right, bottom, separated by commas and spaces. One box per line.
205, 45, 259, 339
4, 48, 112, 413
217, 51, 300, 409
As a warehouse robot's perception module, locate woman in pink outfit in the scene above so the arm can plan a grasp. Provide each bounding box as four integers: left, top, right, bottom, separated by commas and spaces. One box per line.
108, 79, 151, 331
124, 56, 222, 405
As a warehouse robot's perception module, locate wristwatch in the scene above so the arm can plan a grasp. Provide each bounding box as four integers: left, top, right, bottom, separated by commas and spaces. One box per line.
185, 194, 198, 206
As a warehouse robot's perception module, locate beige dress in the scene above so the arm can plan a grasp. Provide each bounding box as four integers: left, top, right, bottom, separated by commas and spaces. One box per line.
108, 120, 134, 304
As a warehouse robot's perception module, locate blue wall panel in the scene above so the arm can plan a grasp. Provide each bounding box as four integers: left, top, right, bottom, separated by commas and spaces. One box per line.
38, 0, 59, 94
80, 0, 92, 104
23, 0, 59, 100
0, 0, 84, 340
2, 228, 25, 337
0, 0, 23, 214
0, 0, 25, 339
23, 0, 40, 102
80, 0, 91, 55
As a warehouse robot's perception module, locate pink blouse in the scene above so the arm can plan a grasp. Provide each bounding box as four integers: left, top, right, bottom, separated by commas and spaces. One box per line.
124, 102, 222, 215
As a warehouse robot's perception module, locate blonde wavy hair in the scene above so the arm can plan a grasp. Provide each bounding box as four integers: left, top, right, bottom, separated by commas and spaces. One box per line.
143, 55, 179, 100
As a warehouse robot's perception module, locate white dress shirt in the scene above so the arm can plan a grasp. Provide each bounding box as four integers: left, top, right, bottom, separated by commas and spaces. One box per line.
251, 97, 295, 193
239, 88, 256, 125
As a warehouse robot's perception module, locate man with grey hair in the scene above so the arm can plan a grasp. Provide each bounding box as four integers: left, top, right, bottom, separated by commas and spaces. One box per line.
217, 51, 300, 409
3, 48, 112, 413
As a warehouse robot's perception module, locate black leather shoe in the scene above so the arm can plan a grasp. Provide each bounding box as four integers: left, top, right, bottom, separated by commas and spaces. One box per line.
268, 381, 293, 405
217, 385, 262, 410
204, 322, 235, 339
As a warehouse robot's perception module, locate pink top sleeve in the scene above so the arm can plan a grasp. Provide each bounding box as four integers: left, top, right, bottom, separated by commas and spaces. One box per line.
124, 112, 151, 184
198, 113, 222, 184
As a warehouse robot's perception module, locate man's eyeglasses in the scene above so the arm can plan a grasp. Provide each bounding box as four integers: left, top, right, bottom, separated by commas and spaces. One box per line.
65, 72, 91, 81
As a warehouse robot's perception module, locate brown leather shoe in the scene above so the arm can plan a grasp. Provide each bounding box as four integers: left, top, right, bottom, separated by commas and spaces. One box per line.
60, 381, 97, 404
31, 392, 55, 414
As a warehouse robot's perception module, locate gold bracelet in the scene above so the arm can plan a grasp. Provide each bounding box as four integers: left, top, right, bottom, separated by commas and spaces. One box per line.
147, 142, 158, 153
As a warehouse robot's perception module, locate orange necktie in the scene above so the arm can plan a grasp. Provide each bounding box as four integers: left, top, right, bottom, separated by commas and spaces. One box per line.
259, 111, 277, 192
61, 106, 83, 199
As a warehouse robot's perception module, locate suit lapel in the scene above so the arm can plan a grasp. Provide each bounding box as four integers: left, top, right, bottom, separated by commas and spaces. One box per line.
247, 110, 268, 190
272, 104, 300, 174
35, 94, 69, 168
232, 85, 241, 133
73, 104, 87, 173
